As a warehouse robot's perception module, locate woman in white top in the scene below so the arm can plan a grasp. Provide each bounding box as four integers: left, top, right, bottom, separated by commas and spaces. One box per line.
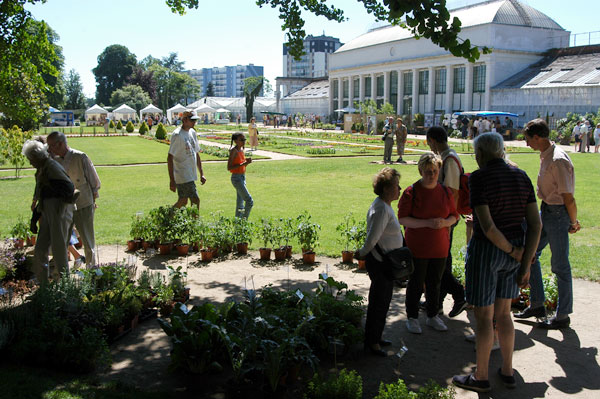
356, 167, 404, 357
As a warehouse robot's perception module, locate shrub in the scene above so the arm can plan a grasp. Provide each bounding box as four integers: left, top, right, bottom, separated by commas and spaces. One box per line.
155, 123, 167, 140
375, 379, 456, 399
139, 121, 149, 135
109, 120, 115, 129
116, 120, 123, 130
305, 369, 363, 399
125, 121, 134, 133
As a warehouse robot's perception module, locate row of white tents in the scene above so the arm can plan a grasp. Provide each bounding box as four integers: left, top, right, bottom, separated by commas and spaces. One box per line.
84, 97, 277, 125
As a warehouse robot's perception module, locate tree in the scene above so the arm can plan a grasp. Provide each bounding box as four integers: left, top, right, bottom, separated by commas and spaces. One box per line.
127, 66, 157, 103
205, 82, 214, 97
0, 125, 33, 178
243, 76, 264, 123
166, 0, 490, 62
64, 69, 86, 110
93, 44, 137, 105
0, 6, 59, 130
110, 84, 152, 111
161, 52, 184, 72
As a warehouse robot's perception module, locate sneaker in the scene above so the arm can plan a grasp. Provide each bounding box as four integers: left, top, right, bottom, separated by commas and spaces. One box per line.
396, 157, 403, 163
73, 256, 86, 269
514, 305, 546, 319
449, 299, 468, 318
538, 315, 570, 330
419, 300, 443, 315
426, 315, 448, 331
497, 368, 516, 389
452, 374, 491, 393
406, 318, 422, 334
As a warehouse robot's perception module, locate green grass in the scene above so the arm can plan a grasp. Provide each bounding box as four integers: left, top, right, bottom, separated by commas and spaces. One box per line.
0, 364, 171, 399
1, 149, 598, 280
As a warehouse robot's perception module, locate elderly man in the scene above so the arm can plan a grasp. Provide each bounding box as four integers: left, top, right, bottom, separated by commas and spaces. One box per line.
452, 133, 541, 393
24, 140, 76, 282
46, 131, 101, 267
516, 119, 580, 329
395, 118, 408, 163
168, 110, 206, 209
382, 116, 396, 164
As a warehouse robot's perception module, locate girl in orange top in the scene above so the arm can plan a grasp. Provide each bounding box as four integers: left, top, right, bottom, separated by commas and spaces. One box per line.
228, 133, 253, 219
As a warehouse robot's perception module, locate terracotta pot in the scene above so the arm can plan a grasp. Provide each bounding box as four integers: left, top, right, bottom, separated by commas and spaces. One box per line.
192, 243, 199, 252
285, 245, 292, 258
26, 236, 36, 246
200, 248, 213, 262
142, 241, 153, 251
341, 250, 354, 264
176, 244, 189, 256
13, 238, 25, 249
236, 242, 248, 254
358, 259, 366, 270
127, 240, 138, 251
259, 247, 272, 261
211, 247, 219, 258
160, 301, 175, 317
158, 243, 171, 255
302, 251, 316, 264
274, 247, 287, 261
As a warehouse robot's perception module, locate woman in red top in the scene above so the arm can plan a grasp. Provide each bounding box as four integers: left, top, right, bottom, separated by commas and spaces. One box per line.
398, 152, 459, 334
228, 133, 253, 219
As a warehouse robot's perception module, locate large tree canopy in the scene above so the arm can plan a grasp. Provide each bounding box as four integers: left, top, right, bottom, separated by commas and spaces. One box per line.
93, 44, 137, 105
166, 0, 490, 62
64, 69, 86, 110
110, 84, 152, 112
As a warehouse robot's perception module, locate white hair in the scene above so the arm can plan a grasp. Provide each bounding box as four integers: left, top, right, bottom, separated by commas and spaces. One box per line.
22, 140, 49, 162
474, 132, 504, 160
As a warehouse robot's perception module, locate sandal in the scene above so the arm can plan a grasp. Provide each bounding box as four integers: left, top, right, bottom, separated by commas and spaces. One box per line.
452, 373, 491, 393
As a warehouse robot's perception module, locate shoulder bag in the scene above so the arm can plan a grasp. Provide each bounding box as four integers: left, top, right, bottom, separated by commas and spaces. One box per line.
375, 243, 414, 281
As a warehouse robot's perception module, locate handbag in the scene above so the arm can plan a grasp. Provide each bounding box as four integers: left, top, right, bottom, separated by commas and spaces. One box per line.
375, 243, 414, 281
381, 132, 387, 141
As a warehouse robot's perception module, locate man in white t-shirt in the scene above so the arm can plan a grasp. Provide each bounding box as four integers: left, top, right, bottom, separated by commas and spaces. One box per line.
167, 111, 206, 209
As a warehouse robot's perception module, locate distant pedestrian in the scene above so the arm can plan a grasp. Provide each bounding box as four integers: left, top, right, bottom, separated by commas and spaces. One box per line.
227, 133, 253, 219
572, 121, 581, 152
167, 111, 206, 210
395, 118, 408, 163
382, 116, 395, 164
594, 123, 600, 153
248, 117, 259, 151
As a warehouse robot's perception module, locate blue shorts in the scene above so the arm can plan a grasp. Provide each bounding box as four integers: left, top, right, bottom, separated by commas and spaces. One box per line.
465, 237, 522, 307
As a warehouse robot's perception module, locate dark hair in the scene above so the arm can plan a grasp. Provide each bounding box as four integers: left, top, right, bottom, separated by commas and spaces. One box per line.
523, 118, 550, 138
426, 126, 447, 144
47, 131, 66, 144
230, 133, 246, 149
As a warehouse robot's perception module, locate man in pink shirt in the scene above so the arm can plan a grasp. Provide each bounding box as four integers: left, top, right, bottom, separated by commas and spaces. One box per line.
518, 119, 580, 329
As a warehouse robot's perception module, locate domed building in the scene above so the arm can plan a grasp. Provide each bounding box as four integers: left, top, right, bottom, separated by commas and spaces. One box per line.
328, 0, 572, 125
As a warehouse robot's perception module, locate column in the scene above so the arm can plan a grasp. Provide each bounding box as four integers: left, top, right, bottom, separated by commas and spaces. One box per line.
328, 77, 334, 114
338, 77, 344, 109
427, 66, 435, 113
370, 73, 376, 101
484, 61, 492, 110
275, 81, 282, 113
465, 63, 473, 111
411, 69, 418, 114
445, 65, 453, 115
397, 70, 404, 115
348, 77, 354, 109
383, 71, 390, 106
359, 75, 365, 103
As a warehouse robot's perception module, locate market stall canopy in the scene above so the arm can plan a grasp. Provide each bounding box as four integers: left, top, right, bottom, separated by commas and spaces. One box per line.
166, 103, 188, 123
85, 104, 108, 115
194, 104, 216, 113
453, 111, 519, 118
140, 104, 162, 114
49, 106, 60, 113
215, 108, 230, 113
113, 104, 136, 114
334, 107, 357, 113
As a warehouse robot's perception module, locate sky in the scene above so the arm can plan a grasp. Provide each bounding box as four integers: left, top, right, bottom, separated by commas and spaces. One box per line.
26, 0, 600, 100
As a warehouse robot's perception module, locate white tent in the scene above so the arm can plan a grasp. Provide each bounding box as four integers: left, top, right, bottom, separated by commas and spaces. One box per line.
85, 104, 108, 126
113, 104, 137, 121
194, 104, 216, 113
166, 103, 188, 123
140, 104, 162, 121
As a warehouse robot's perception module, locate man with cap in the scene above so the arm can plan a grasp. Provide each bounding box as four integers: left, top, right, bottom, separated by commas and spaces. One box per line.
167, 111, 206, 209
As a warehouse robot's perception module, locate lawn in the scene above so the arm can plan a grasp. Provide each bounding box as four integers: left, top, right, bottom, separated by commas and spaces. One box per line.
1, 150, 599, 281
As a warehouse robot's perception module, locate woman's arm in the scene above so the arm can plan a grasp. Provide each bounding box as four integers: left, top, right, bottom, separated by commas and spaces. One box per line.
227, 148, 238, 171
474, 204, 523, 261
358, 207, 388, 257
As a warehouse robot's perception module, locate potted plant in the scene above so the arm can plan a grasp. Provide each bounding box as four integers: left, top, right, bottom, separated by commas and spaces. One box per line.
336, 213, 358, 264
296, 213, 320, 264
138, 215, 155, 251
259, 217, 274, 260
150, 206, 177, 254
10, 216, 30, 249
233, 217, 254, 254
281, 217, 295, 258
128, 214, 145, 251
272, 220, 287, 261
167, 265, 189, 303
353, 220, 367, 270
195, 220, 213, 262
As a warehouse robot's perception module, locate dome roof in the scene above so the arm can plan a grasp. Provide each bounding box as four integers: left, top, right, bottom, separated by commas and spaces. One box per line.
336, 0, 564, 53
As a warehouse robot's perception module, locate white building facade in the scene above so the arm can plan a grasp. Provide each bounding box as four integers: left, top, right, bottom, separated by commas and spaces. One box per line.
328, 0, 570, 123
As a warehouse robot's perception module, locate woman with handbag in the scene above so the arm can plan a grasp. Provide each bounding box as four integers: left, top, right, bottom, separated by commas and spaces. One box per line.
248, 117, 259, 151
398, 152, 459, 334
355, 167, 404, 357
